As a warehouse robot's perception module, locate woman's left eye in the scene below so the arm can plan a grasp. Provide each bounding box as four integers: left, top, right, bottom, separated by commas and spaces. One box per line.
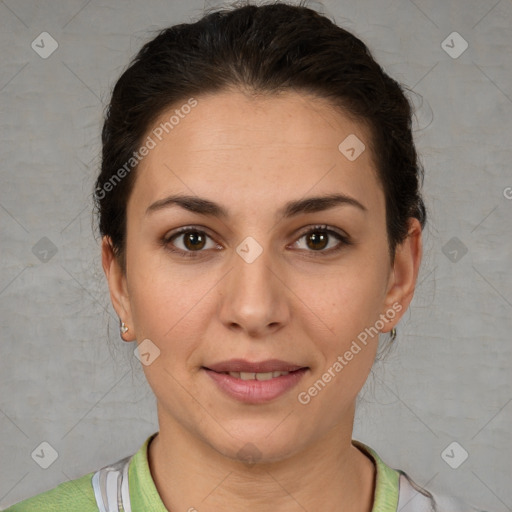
292, 225, 350, 253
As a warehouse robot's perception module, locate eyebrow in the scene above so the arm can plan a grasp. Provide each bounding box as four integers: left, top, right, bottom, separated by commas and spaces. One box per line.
145, 193, 367, 219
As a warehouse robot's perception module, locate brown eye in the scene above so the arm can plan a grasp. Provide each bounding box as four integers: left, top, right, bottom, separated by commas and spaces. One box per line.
164, 228, 219, 256
183, 231, 206, 251
306, 231, 329, 251
293, 226, 350, 254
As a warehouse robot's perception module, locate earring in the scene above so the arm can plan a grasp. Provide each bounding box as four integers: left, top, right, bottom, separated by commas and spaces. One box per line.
120, 320, 129, 335
390, 327, 397, 342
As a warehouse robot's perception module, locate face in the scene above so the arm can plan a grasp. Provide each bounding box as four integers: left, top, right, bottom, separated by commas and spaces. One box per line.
103, 90, 421, 462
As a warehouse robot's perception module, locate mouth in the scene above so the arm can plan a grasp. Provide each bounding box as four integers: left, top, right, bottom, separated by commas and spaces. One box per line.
202, 359, 309, 403
204, 358, 305, 374
214, 370, 295, 381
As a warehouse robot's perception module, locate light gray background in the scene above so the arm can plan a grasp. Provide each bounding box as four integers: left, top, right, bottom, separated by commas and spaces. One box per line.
1, 0, 511, 510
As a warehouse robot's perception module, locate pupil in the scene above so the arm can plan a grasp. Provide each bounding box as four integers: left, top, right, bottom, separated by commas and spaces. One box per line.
308, 232, 327, 250
185, 232, 205, 250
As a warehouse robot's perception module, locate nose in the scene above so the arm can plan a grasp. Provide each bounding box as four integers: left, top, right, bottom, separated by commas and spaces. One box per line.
217, 241, 290, 338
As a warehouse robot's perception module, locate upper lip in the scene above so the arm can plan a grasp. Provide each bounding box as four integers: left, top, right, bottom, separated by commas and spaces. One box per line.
204, 359, 306, 373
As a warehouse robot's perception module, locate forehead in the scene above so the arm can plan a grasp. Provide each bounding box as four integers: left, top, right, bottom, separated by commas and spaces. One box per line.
131, 89, 383, 215
148, 89, 370, 156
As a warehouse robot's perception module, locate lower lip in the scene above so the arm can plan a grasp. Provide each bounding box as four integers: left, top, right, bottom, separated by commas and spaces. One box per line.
204, 368, 308, 404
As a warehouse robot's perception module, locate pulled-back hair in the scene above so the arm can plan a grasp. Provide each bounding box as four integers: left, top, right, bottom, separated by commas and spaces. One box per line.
95, 1, 426, 270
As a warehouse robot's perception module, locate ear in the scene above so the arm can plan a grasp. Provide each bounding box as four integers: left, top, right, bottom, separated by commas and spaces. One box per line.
381, 218, 423, 332
101, 236, 135, 341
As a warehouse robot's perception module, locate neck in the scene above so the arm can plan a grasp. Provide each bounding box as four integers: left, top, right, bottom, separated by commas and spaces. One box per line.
148, 409, 375, 512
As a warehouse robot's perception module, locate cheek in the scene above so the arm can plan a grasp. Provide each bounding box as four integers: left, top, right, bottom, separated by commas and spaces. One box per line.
294, 258, 389, 341
290, 256, 389, 404
293, 275, 383, 418
126, 246, 210, 360
128, 267, 209, 405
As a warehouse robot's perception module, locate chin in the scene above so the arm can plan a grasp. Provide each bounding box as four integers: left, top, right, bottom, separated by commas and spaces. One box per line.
206, 420, 309, 465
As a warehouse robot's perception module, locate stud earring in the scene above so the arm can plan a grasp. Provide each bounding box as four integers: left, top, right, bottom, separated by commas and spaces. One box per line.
120, 321, 128, 335
390, 327, 397, 342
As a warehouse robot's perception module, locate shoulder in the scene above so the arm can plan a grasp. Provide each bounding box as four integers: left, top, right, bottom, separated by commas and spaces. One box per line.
353, 439, 490, 512
398, 472, 489, 512
2, 472, 97, 512
434, 492, 489, 512
2, 435, 157, 512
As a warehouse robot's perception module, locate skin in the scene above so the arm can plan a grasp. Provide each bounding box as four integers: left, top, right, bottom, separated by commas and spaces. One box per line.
102, 89, 422, 512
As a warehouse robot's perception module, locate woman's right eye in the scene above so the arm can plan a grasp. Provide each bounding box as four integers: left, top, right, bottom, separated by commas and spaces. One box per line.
162, 227, 221, 257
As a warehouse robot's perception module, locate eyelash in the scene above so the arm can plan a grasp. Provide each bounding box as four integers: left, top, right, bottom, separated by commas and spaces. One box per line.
161, 224, 352, 259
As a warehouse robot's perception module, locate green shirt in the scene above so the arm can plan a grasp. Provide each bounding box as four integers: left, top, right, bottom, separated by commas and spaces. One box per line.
1, 435, 406, 511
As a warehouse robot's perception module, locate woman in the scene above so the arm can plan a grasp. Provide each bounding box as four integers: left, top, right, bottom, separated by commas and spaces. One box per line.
5, 2, 488, 511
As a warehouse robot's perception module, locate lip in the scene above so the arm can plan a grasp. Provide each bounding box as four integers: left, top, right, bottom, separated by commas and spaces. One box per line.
205, 359, 305, 373
203, 359, 308, 404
